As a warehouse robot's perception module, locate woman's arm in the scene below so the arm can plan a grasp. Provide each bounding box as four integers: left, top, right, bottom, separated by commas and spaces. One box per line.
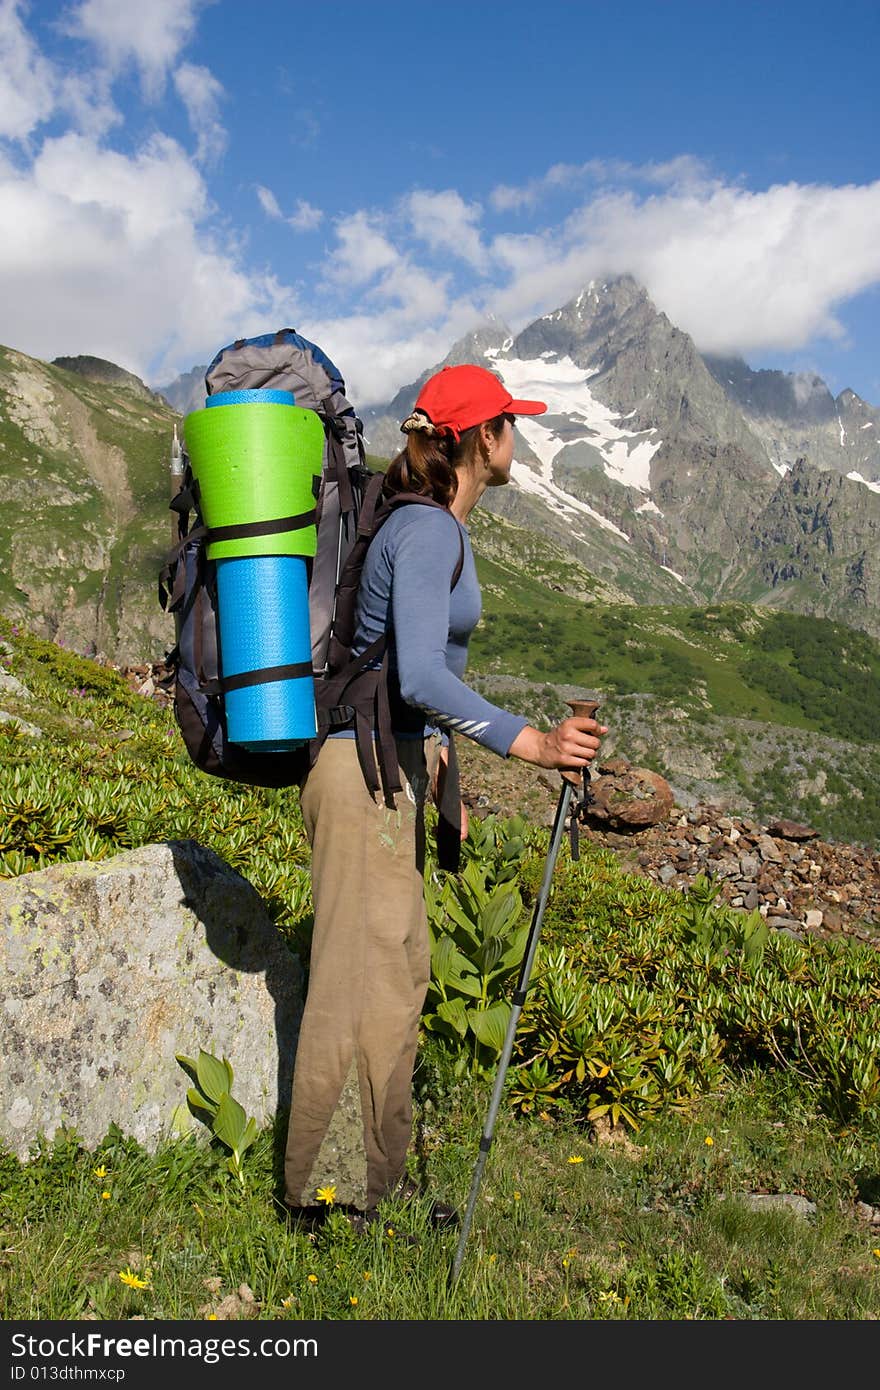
389, 510, 528, 758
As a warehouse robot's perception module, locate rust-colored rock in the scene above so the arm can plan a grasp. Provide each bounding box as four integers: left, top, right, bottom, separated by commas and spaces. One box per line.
597, 757, 631, 776
767, 819, 819, 841
586, 766, 674, 828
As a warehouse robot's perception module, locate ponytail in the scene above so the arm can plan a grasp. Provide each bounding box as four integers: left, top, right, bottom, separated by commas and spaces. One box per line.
384, 431, 458, 505
384, 413, 508, 505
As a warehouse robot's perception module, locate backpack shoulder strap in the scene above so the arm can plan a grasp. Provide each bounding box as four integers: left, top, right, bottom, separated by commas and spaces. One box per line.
318, 488, 468, 810
326, 487, 463, 669
379, 491, 465, 585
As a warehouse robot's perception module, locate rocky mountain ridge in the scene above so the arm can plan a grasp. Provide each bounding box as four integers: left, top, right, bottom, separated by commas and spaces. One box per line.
0, 343, 178, 664
358, 275, 880, 637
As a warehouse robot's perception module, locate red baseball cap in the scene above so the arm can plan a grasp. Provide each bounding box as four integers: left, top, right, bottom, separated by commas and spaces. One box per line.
409, 363, 547, 440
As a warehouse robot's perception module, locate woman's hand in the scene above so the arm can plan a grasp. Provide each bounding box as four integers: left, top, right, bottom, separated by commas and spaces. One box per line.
508, 715, 607, 772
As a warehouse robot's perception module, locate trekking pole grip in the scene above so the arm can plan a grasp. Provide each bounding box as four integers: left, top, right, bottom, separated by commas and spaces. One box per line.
562, 697, 601, 785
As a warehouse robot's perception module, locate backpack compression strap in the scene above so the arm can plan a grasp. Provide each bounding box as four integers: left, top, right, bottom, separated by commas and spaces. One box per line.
316, 493, 466, 812
203, 510, 316, 544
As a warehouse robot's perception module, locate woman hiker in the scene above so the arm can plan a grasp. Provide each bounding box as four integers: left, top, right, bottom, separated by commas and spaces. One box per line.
283, 362, 607, 1232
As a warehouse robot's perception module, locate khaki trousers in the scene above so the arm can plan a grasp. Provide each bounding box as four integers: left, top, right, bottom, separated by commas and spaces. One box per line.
283, 733, 440, 1211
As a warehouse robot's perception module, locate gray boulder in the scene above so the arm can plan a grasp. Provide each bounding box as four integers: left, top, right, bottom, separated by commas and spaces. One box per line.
1, 840, 304, 1161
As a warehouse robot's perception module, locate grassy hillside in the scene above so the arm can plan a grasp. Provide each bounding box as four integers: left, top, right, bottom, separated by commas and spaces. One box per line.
0, 344, 178, 664
1, 618, 879, 1321
462, 526, 880, 846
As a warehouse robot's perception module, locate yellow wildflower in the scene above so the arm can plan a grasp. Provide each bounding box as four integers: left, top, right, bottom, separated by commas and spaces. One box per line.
93, 1165, 107, 1178
704, 1136, 714, 1146
349, 1295, 358, 1306
207, 1314, 217, 1321
567, 1155, 584, 1164
385, 1227, 395, 1238
101, 1191, 111, 1200
513, 1191, 521, 1201
281, 1296, 294, 1309
307, 1274, 318, 1284
118, 1267, 150, 1291
316, 1184, 336, 1206
873, 1249, 880, 1259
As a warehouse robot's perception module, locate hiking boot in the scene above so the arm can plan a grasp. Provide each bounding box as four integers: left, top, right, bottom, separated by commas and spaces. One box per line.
392, 1176, 460, 1229
281, 1203, 326, 1234
338, 1206, 382, 1236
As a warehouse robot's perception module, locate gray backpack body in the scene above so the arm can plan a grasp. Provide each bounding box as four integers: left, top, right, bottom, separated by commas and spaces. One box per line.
159, 328, 372, 788
159, 326, 464, 865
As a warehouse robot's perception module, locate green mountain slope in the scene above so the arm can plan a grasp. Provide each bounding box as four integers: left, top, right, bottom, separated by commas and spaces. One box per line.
0, 344, 178, 664
1, 342, 878, 846
462, 537, 880, 845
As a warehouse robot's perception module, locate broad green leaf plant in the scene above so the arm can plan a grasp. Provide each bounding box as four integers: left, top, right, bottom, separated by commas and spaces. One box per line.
175, 1049, 259, 1185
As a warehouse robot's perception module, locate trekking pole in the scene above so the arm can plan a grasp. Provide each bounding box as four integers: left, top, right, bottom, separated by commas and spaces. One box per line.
170, 424, 184, 550
450, 698, 601, 1285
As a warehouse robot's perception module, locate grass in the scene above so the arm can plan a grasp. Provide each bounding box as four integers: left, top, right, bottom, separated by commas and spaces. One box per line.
1, 621, 879, 1323
2, 1063, 879, 1321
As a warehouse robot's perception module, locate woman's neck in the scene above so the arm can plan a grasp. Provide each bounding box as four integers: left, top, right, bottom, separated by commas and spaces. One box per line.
450, 470, 488, 523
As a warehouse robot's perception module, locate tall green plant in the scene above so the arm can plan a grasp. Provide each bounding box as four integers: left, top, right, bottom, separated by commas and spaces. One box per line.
175, 1049, 258, 1186
423, 817, 530, 1077
679, 873, 769, 967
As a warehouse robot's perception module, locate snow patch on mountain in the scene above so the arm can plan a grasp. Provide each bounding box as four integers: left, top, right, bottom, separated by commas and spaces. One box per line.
848, 470, 880, 493
661, 565, 689, 585
510, 458, 631, 541
484, 351, 662, 492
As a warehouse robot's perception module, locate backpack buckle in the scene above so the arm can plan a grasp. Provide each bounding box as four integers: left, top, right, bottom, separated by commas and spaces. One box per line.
322, 704, 355, 728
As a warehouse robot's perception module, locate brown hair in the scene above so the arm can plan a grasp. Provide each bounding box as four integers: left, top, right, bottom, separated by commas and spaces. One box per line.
384, 414, 508, 505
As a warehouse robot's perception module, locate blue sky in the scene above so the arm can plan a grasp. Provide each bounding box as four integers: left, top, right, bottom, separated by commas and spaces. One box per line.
1, 0, 879, 406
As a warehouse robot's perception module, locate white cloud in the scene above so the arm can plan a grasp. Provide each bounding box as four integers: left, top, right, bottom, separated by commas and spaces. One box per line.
256, 184, 322, 231
256, 184, 283, 219
288, 199, 322, 231
490, 155, 714, 211
3, 5, 879, 415
65, 0, 207, 98
56, 68, 121, 139
553, 180, 880, 356
295, 300, 484, 406
370, 261, 450, 322
318, 213, 454, 352
0, 0, 57, 139
404, 189, 487, 269
0, 0, 121, 142
792, 372, 826, 405
0, 130, 295, 382
173, 62, 226, 165
325, 211, 399, 286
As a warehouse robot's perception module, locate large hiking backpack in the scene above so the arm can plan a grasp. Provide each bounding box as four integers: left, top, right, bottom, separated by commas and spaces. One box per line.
159, 328, 373, 789
158, 329, 464, 861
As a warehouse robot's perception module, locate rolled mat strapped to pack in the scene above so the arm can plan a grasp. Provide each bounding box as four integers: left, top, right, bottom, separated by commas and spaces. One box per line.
183, 388, 322, 751
216, 553, 315, 752
184, 390, 324, 561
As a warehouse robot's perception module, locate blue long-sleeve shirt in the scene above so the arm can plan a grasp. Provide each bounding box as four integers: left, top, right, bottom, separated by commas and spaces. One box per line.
346, 503, 527, 758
